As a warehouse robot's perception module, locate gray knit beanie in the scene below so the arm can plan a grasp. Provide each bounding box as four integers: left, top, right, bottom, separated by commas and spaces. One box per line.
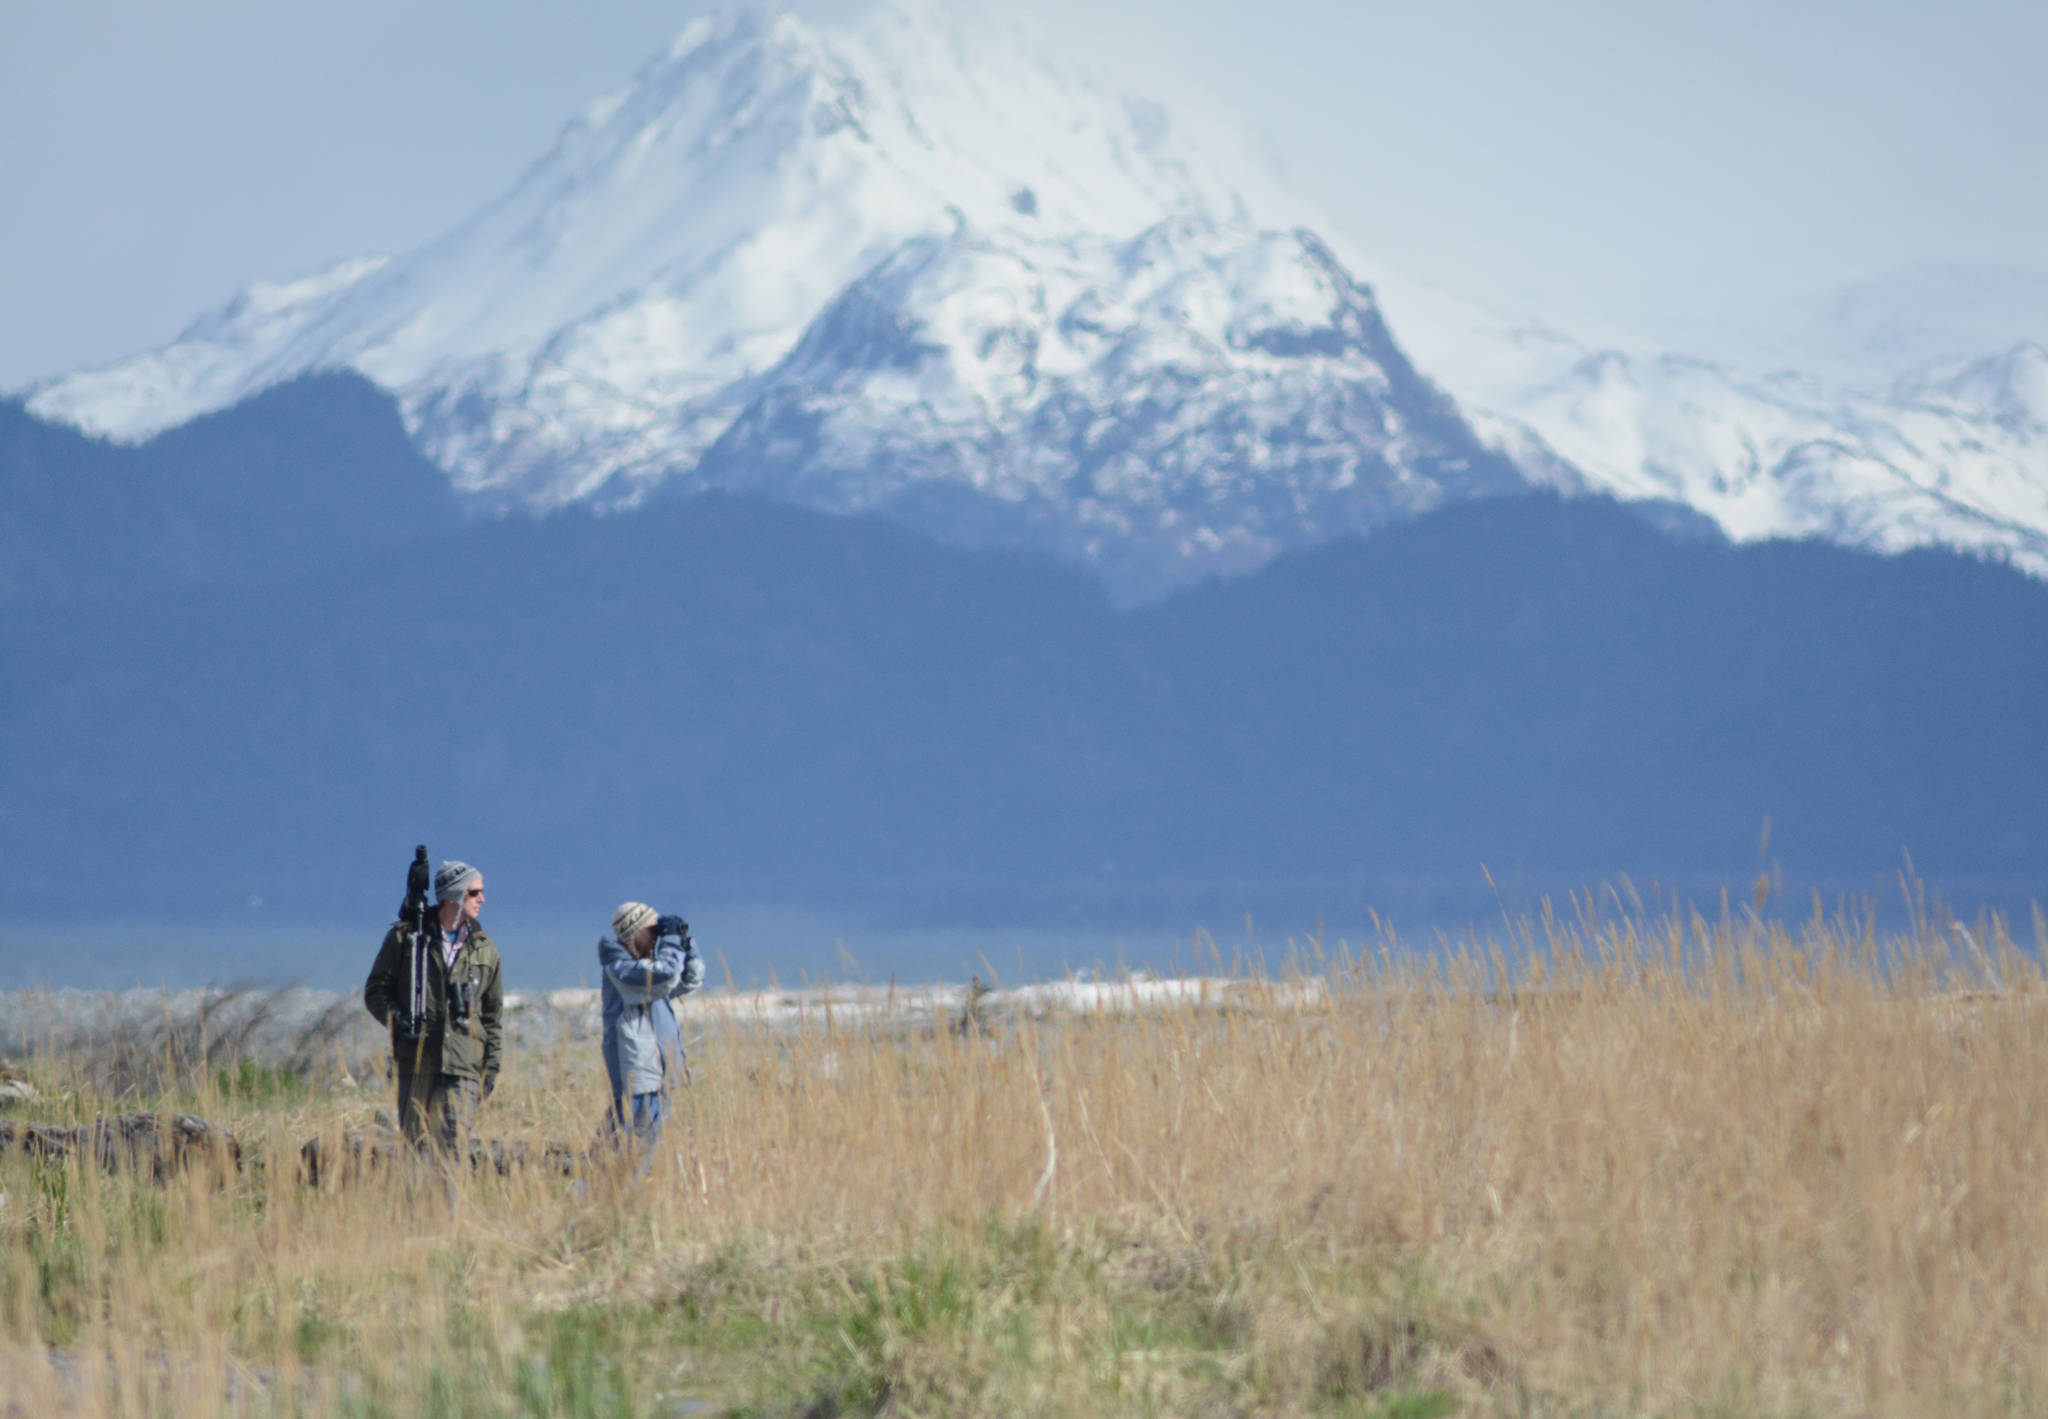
612, 901, 657, 942
434, 860, 480, 904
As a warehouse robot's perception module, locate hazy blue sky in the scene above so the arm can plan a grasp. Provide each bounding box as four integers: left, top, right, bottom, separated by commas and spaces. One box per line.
3, 0, 2044, 389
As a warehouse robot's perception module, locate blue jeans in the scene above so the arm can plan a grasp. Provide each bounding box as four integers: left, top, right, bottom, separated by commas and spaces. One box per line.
609, 1090, 665, 1175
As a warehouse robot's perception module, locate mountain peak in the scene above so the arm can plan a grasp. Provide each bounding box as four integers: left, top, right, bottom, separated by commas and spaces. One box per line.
27, 0, 1298, 454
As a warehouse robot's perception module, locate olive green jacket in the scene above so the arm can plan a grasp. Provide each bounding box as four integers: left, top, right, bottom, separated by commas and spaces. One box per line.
363, 918, 504, 1087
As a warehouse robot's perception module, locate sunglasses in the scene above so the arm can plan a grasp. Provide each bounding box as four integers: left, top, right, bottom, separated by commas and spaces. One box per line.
464, 886, 485, 898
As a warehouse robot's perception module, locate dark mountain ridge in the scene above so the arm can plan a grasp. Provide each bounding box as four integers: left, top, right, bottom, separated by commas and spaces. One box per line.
4, 377, 2045, 932
0, 374, 461, 604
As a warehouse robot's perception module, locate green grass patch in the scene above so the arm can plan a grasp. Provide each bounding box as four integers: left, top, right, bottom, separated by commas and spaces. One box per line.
215, 1057, 311, 1104
483, 1219, 1483, 1419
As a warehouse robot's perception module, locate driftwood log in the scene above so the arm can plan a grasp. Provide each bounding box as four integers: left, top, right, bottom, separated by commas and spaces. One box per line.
0, 1112, 241, 1179
298, 1130, 581, 1185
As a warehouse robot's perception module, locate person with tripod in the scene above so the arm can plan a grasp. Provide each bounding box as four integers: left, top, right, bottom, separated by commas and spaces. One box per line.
364, 856, 504, 1152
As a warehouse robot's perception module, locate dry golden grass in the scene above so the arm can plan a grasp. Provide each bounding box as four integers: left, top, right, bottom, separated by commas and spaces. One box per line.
3, 896, 2045, 1417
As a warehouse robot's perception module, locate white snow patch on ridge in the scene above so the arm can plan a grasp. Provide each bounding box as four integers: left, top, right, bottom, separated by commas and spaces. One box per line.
1477, 344, 2048, 570
33, 256, 390, 442
1354, 265, 2048, 574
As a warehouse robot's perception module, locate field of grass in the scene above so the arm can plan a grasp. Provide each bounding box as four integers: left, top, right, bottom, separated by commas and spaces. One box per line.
3, 893, 2046, 1417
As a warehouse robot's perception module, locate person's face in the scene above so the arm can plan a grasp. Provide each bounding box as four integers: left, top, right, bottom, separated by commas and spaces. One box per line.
629, 921, 657, 958
460, 876, 485, 923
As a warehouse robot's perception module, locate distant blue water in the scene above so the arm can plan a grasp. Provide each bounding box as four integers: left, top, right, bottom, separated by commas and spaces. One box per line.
0, 906, 1341, 993
5, 873, 2040, 991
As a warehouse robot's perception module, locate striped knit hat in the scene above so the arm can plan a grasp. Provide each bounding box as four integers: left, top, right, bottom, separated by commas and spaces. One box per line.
434, 861, 480, 904
612, 901, 657, 942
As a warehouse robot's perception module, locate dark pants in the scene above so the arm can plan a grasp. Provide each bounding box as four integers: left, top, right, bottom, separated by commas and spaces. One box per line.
396, 1072, 479, 1153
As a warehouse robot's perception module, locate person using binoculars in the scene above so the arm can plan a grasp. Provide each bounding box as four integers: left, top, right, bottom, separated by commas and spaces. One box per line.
599, 901, 703, 1172
363, 859, 505, 1152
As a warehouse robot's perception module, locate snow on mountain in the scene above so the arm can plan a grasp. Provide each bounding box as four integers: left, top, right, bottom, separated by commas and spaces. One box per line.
29, 0, 1308, 470
686, 217, 1529, 591
1635, 263, 2048, 391
1797, 263, 2048, 383
31, 256, 390, 441
26, 0, 1522, 596
1481, 346, 2048, 568
1900, 344, 2048, 431
1348, 260, 2048, 575
22, 0, 2048, 592
1405, 316, 2048, 576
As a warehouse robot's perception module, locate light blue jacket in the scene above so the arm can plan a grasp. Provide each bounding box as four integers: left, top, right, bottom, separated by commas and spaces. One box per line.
598, 933, 703, 1100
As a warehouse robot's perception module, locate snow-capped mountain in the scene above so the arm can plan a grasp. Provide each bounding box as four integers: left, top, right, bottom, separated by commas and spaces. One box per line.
1453, 341, 2048, 569
23, 0, 2048, 593
1364, 274, 2048, 576
684, 218, 1534, 585
17, 0, 1530, 598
